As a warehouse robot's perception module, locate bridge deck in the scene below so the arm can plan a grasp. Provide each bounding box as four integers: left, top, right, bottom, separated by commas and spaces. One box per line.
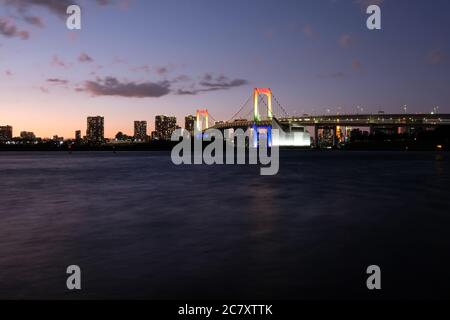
210, 114, 450, 129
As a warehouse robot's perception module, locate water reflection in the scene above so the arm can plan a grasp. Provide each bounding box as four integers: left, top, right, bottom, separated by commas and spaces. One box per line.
0, 151, 449, 299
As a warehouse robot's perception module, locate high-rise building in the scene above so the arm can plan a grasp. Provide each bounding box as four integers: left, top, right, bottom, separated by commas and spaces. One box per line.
185, 115, 196, 133
75, 130, 82, 142
86, 116, 104, 143
0, 125, 13, 142
155, 115, 177, 140
134, 121, 147, 141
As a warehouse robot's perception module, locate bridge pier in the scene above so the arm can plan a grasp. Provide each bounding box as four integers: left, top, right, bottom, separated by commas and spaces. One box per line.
332, 126, 337, 147
314, 126, 319, 148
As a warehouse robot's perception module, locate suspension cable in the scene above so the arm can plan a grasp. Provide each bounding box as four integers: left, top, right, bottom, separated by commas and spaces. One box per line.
208, 113, 218, 123
228, 95, 252, 122
247, 96, 268, 120
272, 94, 290, 117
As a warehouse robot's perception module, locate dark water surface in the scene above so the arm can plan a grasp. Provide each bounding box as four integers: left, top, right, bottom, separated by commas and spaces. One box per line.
0, 151, 449, 299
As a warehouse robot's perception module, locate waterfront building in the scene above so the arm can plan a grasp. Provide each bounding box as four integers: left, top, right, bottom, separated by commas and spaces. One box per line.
86, 116, 104, 143
134, 121, 148, 141
0, 125, 13, 142
75, 130, 82, 142
155, 115, 177, 140
185, 115, 196, 134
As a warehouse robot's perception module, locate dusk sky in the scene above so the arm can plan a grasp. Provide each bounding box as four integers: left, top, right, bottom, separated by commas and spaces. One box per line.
1, 0, 449, 138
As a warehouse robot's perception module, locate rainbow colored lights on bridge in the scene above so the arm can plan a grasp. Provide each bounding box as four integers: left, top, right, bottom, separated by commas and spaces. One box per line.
253, 88, 273, 122
196, 109, 209, 131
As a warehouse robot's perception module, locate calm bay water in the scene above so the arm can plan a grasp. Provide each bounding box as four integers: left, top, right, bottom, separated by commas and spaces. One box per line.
0, 151, 449, 299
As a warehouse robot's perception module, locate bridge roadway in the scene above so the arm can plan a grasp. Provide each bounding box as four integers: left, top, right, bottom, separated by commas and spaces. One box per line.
210, 113, 450, 130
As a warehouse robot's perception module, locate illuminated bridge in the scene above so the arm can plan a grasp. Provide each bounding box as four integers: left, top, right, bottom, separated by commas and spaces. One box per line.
193, 88, 450, 147
195, 88, 311, 147
277, 114, 450, 127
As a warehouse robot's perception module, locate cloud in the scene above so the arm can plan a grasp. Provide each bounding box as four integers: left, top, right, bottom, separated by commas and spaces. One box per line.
427, 50, 448, 65
156, 67, 169, 75
318, 72, 345, 79
339, 34, 355, 48
173, 74, 191, 82
1, 0, 78, 18
131, 65, 151, 74
96, 0, 113, 5
264, 28, 275, 40
79, 77, 171, 98
130, 64, 175, 75
330, 72, 345, 79
176, 89, 197, 95
176, 74, 248, 95
351, 59, 362, 70
74, 71, 246, 98
119, 0, 133, 10
47, 78, 68, 85
0, 17, 29, 39
51, 55, 68, 68
39, 86, 49, 93
96, 0, 131, 7
79, 53, 94, 63
351, 59, 367, 75
23, 16, 44, 28
1, 0, 119, 33
354, 0, 384, 8
302, 24, 314, 38
112, 57, 127, 65
5, 69, 13, 77
199, 74, 248, 89
156, 65, 177, 75
351, 59, 366, 73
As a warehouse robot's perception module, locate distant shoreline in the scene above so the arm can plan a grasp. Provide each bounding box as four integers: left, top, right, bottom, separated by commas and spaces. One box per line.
0, 142, 447, 152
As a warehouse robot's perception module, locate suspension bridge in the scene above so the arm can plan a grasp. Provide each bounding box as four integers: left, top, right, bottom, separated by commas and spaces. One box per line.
191, 88, 450, 147
193, 88, 311, 147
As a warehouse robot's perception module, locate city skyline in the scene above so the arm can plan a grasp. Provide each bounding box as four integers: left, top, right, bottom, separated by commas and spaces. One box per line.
1, 114, 181, 140
1, 0, 450, 138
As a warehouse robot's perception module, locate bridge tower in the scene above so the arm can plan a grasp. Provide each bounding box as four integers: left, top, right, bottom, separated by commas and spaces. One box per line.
196, 109, 209, 131
253, 88, 273, 122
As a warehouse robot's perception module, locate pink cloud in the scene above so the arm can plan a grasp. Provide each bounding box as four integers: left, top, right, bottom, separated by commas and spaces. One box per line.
119, 0, 133, 10
302, 24, 314, 38
339, 34, 355, 48
51, 55, 69, 68
79, 53, 94, 63
0, 17, 29, 40
427, 50, 448, 65
351, 59, 362, 70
